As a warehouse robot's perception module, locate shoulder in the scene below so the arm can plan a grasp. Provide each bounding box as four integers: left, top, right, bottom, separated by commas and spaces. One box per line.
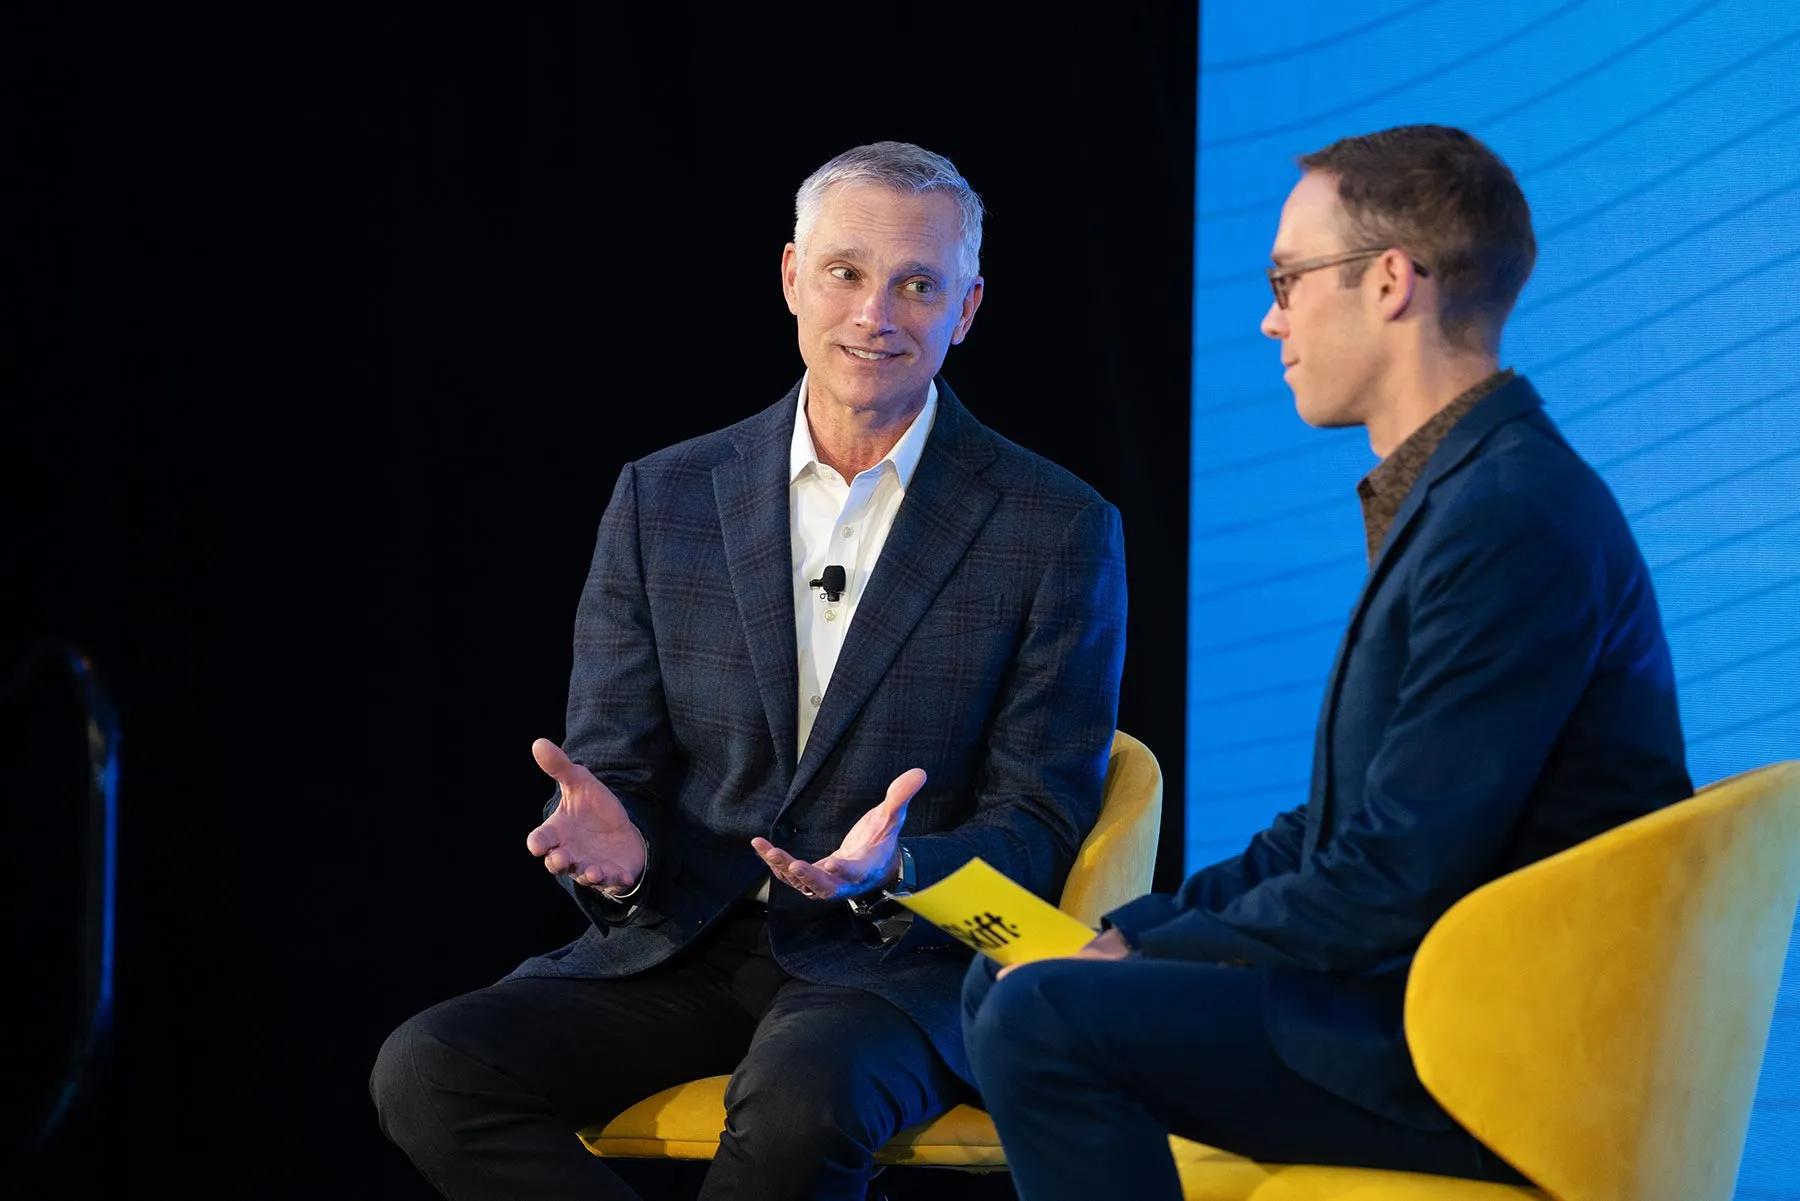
623, 393, 793, 486
952, 399, 1114, 518
1412, 408, 1647, 600
1432, 408, 1625, 544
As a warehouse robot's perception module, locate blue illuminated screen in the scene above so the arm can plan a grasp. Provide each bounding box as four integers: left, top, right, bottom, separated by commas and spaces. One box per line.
1190, 1, 1800, 1191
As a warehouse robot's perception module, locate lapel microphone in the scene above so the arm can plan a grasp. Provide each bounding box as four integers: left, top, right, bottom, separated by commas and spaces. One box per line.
809, 564, 847, 603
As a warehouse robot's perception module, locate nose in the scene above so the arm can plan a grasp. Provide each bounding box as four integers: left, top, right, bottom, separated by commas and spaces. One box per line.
853, 284, 897, 336
1260, 297, 1288, 341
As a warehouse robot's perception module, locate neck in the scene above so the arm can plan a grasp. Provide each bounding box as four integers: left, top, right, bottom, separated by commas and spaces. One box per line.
1366, 351, 1499, 459
806, 388, 927, 479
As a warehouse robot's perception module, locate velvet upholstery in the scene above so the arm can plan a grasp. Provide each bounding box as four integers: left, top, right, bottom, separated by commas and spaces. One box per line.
1404, 759, 1800, 1201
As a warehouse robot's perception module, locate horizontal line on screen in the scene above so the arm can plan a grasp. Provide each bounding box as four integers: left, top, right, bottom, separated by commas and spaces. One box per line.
1666, 575, 1800, 633
1595, 378, 1800, 471
1644, 509, 1800, 575
1191, 386, 1289, 420
1680, 634, 1800, 691
1189, 779, 1311, 804
1190, 498, 1345, 542
1190, 554, 1364, 603
1193, 26, 1800, 225
1634, 461, 1800, 524
1200, 0, 1455, 73
1192, 434, 1343, 481
1191, 728, 1315, 757
1521, 175, 1800, 314
1469, 0, 1722, 133
1190, 0, 1727, 277
1536, 103, 1800, 242
1193, 328, 1272, 357
1522, 32, 1800, 181
1190, 617, 1344, 657
1196, 190, 1287, 223
1559, 313, 1800, 428
1687, 698, 1800, 748
1533, 246, 1800, 374
1200, 0, 1594, 150
1189, 675, 1326, 710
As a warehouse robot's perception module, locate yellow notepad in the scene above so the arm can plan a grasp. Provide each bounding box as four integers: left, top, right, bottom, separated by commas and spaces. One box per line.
893, 857, 1097, 966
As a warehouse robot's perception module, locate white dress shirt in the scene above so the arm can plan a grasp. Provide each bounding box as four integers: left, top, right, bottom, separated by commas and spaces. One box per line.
790, 374, 938, 754
749, 375, 937, 904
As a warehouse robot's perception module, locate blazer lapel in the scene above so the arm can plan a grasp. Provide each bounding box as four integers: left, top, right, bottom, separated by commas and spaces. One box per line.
715, 386, 804, 778
786, 381, 1001, 804
1304, 376, 1546, 852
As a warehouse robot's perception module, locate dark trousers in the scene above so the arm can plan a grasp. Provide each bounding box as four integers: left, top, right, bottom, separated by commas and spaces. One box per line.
372, 903, 968, 1201
960, 955, 1528, 1201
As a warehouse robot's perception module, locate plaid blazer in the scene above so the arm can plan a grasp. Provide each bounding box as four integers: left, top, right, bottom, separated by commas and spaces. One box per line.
505, 378, 1127, 1084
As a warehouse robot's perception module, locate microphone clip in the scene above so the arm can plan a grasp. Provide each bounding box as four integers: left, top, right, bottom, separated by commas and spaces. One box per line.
809, 564, 847, 603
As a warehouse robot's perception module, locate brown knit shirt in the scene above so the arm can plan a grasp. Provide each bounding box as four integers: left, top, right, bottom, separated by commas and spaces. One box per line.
1356, 369, 1515, 563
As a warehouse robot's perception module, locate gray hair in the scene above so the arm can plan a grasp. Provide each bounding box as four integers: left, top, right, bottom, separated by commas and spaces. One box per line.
793, 141, 985, 281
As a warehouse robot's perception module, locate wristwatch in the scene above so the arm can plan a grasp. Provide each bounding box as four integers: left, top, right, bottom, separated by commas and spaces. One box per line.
847, 843, 916, 944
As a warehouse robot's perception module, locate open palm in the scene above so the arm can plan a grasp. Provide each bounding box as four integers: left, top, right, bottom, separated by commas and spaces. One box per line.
524, 738, 646, 892
752, 768, 927, 900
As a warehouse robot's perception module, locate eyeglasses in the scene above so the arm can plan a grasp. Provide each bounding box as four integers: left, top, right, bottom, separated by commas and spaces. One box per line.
1266, 248, 1429, 309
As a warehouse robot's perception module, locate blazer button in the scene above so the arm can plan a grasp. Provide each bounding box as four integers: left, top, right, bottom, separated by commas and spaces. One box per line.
773, 820, 797, 841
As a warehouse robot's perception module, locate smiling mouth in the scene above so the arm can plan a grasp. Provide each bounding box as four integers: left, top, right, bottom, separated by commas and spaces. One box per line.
840, 346, 903, 362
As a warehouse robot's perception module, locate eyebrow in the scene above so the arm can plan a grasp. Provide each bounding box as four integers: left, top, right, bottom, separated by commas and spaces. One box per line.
815, 249, 949, 283
893, 260, 949, 284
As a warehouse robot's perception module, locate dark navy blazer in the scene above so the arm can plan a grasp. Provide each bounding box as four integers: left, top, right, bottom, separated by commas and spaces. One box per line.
505, 379, 1127, 1085
1106, 376, 1691, 1128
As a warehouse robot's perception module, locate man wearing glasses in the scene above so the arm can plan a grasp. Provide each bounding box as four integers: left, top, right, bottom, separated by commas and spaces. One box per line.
961, 124, 1691, 1197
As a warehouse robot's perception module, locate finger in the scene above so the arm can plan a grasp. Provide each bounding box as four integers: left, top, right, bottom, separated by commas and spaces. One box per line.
531, 738, 580, 788
881, 766, 928, 816
526, 821, 559, 858
543, 848, 575, 876
751, 838, 798, 872
786, 860, 847, 897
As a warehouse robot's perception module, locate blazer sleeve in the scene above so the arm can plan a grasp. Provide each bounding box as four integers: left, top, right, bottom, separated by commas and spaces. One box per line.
1109, 489, 1608, 970
551, 462, 681, 925
1103, 805, 1306, 934
892, 498, 1128, 951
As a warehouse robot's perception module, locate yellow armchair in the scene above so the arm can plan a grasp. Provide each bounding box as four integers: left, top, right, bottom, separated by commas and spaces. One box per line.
1172, 759, 1800, 1200
577, 729, 1164, 1170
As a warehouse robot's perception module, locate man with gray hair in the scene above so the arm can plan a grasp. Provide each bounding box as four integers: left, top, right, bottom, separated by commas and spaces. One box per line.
372, 140, 1128, 1200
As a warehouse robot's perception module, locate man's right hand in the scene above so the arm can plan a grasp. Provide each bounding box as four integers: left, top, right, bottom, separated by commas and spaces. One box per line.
525, 738, 647, 895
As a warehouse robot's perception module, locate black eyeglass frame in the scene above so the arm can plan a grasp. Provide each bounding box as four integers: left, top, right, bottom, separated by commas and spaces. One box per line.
1266, 247, 1429, 309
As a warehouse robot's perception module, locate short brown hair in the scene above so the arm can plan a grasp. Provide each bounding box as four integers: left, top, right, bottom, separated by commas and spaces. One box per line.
1298, 124, 1535, 352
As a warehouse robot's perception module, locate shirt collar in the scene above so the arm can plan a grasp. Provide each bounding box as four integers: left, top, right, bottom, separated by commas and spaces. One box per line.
788, 372, 938, 487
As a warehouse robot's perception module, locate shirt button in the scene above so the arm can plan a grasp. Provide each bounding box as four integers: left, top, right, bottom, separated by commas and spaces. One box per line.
809, 694, 821, 707
824, 609, 837, 622
840, 526, 854, 538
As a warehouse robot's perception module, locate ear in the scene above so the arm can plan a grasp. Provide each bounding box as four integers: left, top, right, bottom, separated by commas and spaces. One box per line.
1371, 249, 1419, 323
781, 243, 801, 316
950, 276, 985, 345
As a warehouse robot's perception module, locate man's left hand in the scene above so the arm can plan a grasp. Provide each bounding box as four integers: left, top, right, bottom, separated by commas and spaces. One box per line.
753, 768, 927, 901
996, 926, 1132, 980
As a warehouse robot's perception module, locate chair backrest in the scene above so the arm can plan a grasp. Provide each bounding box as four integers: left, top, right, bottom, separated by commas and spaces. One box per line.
1405, 761, 1800, 1201
1057, 729, 1163, 927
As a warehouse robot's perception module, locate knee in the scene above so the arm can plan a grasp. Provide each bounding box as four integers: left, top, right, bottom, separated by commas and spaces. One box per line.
370, 1010, 454, 1141
960, 953, 1002, 1031
964, 966, 1064, 1095
722, 1064, 885, 1167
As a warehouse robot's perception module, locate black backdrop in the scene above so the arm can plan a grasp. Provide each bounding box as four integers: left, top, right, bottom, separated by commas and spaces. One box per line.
5, 6, 1195, 1196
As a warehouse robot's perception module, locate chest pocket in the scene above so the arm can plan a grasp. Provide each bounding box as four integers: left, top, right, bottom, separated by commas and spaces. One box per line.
907, 591, 1006, 641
